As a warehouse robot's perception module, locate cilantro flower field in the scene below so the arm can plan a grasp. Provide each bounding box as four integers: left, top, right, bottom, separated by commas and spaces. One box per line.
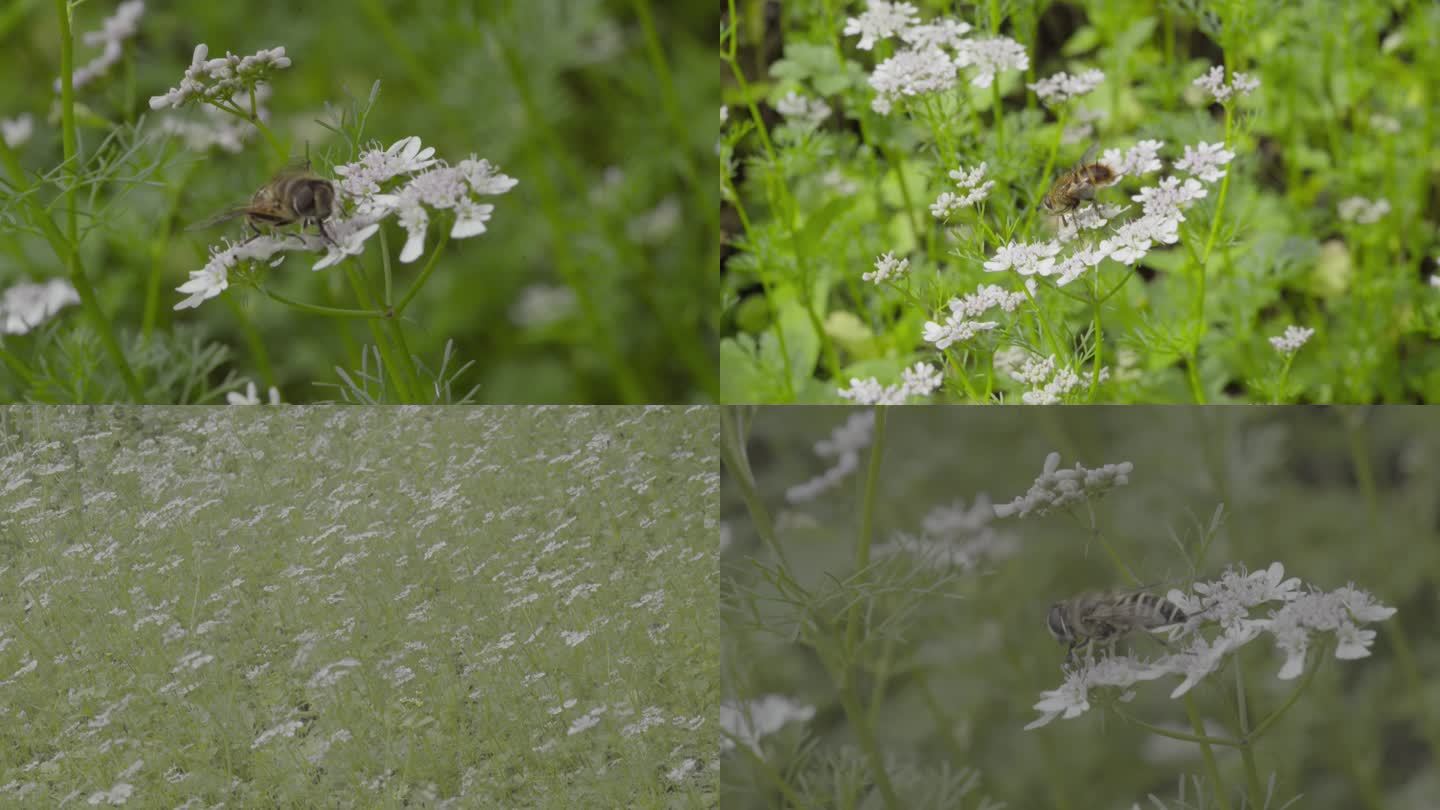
721, 1, 1440, 403
0, 405, 718, 807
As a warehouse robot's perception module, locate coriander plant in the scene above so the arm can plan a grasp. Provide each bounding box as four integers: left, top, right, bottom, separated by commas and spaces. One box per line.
720, 0, 1440, 403
721, 405, 1438, 809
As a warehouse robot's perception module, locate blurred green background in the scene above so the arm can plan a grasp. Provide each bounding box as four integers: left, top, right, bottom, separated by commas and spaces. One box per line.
722, 406, 1440, 808
0, 0, 716, 403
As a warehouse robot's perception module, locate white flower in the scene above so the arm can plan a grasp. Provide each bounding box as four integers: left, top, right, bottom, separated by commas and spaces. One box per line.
148, 44, 291, 110
1100, 139, 1165, 179
1, 278, 81, 334
1021, 363, 1102, 404
901, 361, 942, 396
374, 158, 516, 263
1024, 655, 1164, 729
334, 136, 440, 207
843, 1, 920, 50
1268, 325, 1314, 355
1028, 69, 1104, 106
1193, 65, 1260, 103
868, 47, 958, 114
226, 380, 281, 405
174, 234, 306, 310
954, 36, 1030, 88
59, 0, 144, 91
923, 315, 998, 349
721, 695, 816, 754
837, 377, 909, 405
984, 240, 1061, 276
1052, 242, 1109, 285
994, 451, 1133, 517
1131, 176, 1207, 222
1265, 586, 1394, 679
310, 216, 383, 270
1337, 196, 1391, 224
1055, 203, 1123, 242
775, 91, 831, 126
85, 782, 134, 806
931, 163, 994, 217
1, 113, 34, 147
864, 251, 910, 283
1100, 220, 1153, 265
1175, 141, 1236, 183
899, 18, 972, 50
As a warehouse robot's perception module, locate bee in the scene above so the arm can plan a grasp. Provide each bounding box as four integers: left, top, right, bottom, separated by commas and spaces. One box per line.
1046, 589, 1188, 663
1041, 144, 1119, 223
188, 163, 337, 244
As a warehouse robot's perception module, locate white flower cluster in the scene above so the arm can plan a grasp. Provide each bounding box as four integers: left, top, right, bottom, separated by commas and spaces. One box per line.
721, 695, 816, 754
175, 137, 517, 309
1100, 139, 1166, 179
1193, 65, 1260, 103
842, 1, 921, 51
1268, 325, 1314, 355
58, 0, 145, 91
856, 8, 1027, 114
984, 239, 1062, 276
868, 46, 960, 115
955, 37, 1031, 89
931, 162, 994, 219
863, 251, 910, 284
1012, 354, 1107, 404
1174, 141, 1235, 183
922, 283, 1026, 349
148, 43, 292, 110
994, 451, 1132, 517
1025, 563, 1395, 730
1337, 196, 1391, 224
837, 361, 942, 404
1028, 68, 1104, 106
786, 410, 877, 503
775, 91, 832, 127
1, 113, 33, 148
1, 278, 81, 334
1054, 204, 1122, 245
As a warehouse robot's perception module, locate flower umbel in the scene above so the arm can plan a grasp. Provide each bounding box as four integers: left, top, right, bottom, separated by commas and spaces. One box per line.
994, 451, 1133, 517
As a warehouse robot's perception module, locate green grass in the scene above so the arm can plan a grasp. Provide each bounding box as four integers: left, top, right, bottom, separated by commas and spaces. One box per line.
721, 0, 1440, 403
0, 0, 717, 403
721, 405, 1440, 809
0, 405, 718, 807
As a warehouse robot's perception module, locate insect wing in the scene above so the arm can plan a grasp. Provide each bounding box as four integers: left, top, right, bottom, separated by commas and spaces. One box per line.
184, 207, 248, 232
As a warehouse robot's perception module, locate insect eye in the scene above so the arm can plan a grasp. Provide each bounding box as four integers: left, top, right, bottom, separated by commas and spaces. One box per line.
293, 184, 315, 215
1046, 605, 1068, 640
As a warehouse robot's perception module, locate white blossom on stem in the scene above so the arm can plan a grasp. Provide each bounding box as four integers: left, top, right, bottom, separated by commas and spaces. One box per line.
864, 251, 910, 284
1175, 141, 1236, 183
148, 44, 291, 110
1193, 65, 1260, 104
994, 451, 1133, 517
954, 36, 1030, 88
1028, 69, 1104, 106
843, 1, 920, 51
1268, 325, 1314, 355
0, 278, 81, 334
58, 0, 145, 91
868, 47, 958, 114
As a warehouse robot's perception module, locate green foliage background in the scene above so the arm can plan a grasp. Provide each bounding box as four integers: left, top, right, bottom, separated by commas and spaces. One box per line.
1, 0, 717, 403
722, 406, 1440, 808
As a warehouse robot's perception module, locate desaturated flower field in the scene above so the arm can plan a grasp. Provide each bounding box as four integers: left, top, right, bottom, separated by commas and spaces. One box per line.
0, 1, 716, 403
720, 1, 1440, 403
0, 406, 718, 807
721, 406, 1439, 809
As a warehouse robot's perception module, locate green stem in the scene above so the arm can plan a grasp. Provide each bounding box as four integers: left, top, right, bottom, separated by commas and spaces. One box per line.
394, 231, 450, 314
718, 408, 787, 569
845, 406, 886, 652
340, 263, 413, 402
1245, 644, 1325, 741
53, 0, 144, 401
1184, 694, 1233, 810
257, 287, 384, 318
1188, 104, 1235, 403
1088, 265, 1103, 399
1233, 648, 1266, 808
1113, 707, 1241, 747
